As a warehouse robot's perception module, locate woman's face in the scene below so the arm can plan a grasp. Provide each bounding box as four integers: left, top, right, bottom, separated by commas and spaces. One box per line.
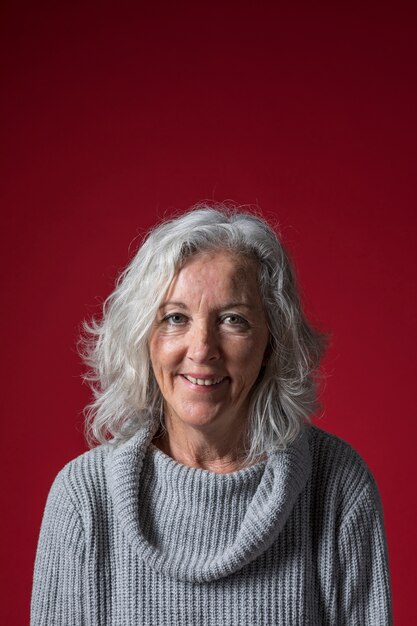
149, 250, 270, 435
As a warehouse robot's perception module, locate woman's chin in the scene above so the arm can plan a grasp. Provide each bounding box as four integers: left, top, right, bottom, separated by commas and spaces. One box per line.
175, 413, 225, 430
167, 407, 238, 432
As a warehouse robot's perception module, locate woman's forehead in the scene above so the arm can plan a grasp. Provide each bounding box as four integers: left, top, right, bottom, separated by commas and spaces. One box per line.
182, 248, 257, 273
165, 250, 261, 303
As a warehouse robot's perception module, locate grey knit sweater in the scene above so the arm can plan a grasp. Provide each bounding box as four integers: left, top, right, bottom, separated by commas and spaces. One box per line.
31, 423, 392, 625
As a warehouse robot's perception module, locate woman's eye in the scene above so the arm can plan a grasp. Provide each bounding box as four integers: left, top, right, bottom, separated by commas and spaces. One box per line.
163, 313, 187, 325
222, 314, 248, 327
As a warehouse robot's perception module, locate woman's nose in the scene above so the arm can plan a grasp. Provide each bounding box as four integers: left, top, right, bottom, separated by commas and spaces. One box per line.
187, 322, 220, 363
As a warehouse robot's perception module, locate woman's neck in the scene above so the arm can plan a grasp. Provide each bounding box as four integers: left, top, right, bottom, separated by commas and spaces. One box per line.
152, 420, 249, 474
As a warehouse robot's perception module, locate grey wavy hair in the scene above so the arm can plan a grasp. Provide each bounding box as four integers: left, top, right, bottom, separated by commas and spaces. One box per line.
81, 203, 327, 464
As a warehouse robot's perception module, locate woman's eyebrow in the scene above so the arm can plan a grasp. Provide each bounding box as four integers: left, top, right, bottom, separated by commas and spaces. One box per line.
159, 301, 187, 309
159, 301, 256, 310
220, 302, 255, 310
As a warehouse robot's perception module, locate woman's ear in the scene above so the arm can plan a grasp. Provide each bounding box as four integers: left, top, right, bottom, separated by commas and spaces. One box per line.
262, 337, 273, 367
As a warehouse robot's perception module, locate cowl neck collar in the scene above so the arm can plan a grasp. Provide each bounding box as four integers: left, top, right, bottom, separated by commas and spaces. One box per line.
107, 420, 311, 583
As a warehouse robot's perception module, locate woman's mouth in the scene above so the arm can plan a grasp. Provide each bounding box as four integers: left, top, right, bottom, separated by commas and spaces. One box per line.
181, 374, 226, 387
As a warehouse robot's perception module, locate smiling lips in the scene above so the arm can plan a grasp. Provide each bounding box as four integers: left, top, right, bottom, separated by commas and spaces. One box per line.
181, 374, 226, 387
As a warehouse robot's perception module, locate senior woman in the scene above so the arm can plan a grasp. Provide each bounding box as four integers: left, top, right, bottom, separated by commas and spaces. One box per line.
31, 205, 392, 625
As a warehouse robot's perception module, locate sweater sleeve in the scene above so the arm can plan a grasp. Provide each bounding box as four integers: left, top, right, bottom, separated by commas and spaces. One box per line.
31, 470, 85, 626
337, 479, 392, 625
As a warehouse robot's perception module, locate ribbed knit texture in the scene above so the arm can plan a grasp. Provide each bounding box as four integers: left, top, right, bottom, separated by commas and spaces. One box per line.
31, 424, 392, 625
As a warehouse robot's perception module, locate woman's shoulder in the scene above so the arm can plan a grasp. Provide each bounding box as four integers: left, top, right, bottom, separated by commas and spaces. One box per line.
309, 423, 374, 471
58, 441, 110, 478
307, 424, 383, 519
46, 443, 112, 514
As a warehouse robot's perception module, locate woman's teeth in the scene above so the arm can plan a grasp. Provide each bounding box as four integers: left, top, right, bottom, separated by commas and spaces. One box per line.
183, 375, 224, 386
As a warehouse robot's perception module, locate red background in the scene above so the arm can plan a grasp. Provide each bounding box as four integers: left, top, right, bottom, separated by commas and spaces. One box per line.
1, 2, 416, 623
